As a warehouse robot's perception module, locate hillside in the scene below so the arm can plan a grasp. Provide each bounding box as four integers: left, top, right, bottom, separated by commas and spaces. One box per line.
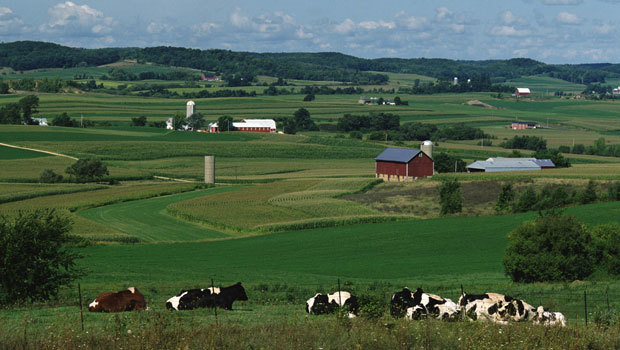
1, 41, 619, 85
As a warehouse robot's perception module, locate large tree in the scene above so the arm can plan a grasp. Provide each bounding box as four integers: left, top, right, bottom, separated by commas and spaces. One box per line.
18, 95, 39, 125
439, 177, 462, 215
503, 212, 595, 282
217, 115, 234, 132
65, 158, 109, 183
0, 210, 83, 303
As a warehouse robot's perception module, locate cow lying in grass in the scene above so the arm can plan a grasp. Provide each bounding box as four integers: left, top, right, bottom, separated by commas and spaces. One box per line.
390, 287, 459, 320
459, 291, 565, 326
166, 282, 248, 311
89, 287, 147, 312
306, 291, 359, 318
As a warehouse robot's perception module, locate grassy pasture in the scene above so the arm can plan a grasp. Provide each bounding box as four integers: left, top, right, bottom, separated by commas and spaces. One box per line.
78, 186, 242, 242
505, 75, 586, 94
0, 144, 49, 159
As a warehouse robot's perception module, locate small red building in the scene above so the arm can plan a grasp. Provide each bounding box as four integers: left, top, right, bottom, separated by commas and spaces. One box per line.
515, 87, 531, 97
375, 147, 433, 182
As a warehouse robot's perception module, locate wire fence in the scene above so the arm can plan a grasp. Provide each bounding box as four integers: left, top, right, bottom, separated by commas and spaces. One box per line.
75, 278, 620, 327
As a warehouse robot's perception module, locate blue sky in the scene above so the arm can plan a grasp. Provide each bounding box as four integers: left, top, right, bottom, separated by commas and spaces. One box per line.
1, 0, 619, 63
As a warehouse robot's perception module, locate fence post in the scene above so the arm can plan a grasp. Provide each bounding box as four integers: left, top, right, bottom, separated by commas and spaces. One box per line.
606, 286, 610, 312
337, 278, 342, 309
78, 283, 84, 331
212, 278, 218, 325
584, 289, 588, 326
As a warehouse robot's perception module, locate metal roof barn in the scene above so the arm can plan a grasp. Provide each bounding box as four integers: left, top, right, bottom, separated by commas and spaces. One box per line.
375, 147, 433, 181
467, 157, 544, 172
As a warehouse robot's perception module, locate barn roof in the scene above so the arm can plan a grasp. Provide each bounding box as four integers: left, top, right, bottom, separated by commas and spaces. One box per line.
532, 158, 555, 167
516, 88, 531, 94
235, 119, 276, 129
375, 148, 422, 163
467, 157, 542, 172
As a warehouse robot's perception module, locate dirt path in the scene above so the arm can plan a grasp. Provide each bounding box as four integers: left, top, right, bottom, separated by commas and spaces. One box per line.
153, 175, 197, 183
0, 142, 79, 160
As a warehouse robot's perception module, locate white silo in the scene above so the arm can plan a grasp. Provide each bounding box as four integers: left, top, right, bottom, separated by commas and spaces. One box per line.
186, 100, 196, 118
421, 140, 433, 159
453, 77, 458, 85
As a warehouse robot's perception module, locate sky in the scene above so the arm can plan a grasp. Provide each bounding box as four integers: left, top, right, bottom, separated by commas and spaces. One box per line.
1, 0, 619, 64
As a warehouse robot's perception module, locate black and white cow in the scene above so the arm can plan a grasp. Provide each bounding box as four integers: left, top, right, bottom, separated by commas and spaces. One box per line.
535, 306, 567, 327
306, 291, 359, 318
459, 292, 537, 324
391, 288, 459, 320
166, 282, 248, 311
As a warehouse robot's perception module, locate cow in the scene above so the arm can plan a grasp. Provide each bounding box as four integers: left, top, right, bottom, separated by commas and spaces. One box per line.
459, 291, 537, 324
398, 288, 459, 321
306, 291, 359, 318
88, 287, 147, 312
390, 287, 419, 318
166, 283, 247, 311
535, 306, 567, 327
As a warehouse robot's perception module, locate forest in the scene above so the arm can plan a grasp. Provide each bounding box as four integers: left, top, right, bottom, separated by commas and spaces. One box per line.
2, 41, 620, 85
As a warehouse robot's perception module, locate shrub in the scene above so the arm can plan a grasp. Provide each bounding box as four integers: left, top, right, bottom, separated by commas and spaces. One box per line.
591, 222, 620, 275
495, 183, 515, 212
580, 180, 597, 204
131, 116, 147, 126
514, 186, 537, 213
39, 169, 63, 183
65, 157, 109, 183
503, 212, 595, 282
439, 177, 462, 215
607, 182, 620, 201
303, 94, 315, 101
434, 152, 466, 173
0, 209, 83, 304
349, 131, 363, 140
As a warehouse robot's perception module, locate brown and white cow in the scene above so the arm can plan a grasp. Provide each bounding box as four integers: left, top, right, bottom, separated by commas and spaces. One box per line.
89, 287, 147, 312
535, 306, 567, 327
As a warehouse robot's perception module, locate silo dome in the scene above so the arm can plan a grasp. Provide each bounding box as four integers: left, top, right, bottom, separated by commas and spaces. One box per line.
421, 140, 433, 159
187, 101, 195, 106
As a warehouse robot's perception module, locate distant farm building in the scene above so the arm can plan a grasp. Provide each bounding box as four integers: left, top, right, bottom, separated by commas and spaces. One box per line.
613, 87, 620, 95
515, 88, 531, 97
375, 147, 433, 182
186, 101, 196, 118
358, 97, 373, 104
209, 119, 276, 133
166, 118, 173, 130
511, 121, 537, 130
201, 74, 219, 81
467, 157, 555, 173
32, 118, 48, 126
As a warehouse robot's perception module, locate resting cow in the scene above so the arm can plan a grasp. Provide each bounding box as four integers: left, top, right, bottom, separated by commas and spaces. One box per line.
459, 291, 537, 324
166, 283, 247, 311
89, 287, 147, 312
535, 306, 567, 327
391, 288, 459, 320
306, 291, 359, 318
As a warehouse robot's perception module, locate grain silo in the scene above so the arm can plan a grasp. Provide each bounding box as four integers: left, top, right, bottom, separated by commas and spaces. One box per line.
421, 140, 433, 159
205, 155, 215, 184
186, 101, 196, 118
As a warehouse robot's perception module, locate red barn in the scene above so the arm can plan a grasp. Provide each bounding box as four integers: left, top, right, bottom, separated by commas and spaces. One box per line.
515, 88, 531, 97
375, 148, 433, 182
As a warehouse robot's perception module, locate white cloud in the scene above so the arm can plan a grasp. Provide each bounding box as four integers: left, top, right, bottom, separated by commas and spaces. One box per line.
193, 22, 218, 36
451, 24, 465, 33
556, 11, 582, 24
295, 27, 313, 39
146, 22, 173, 34
395, 12, 429, 30
0, 7, 29, 34
491, 25, 531, 36
358, 20, 395, 30
334, 18, 355, 34
435, 7, 453, 21
499, 11, 528, 25
230, 7, 250, 28
513, 49, 529, 56
594, 23, 614, 34
40, 2, 115, 35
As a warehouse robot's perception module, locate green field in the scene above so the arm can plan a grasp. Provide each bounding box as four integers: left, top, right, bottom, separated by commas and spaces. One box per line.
1, 69, 620, 348
505, 75, 586, 94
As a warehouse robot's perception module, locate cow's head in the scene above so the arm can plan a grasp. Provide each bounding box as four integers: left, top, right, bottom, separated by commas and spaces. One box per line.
233, 282, 248, 301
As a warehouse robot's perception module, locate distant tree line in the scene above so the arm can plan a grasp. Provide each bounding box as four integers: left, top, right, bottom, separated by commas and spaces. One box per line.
0, 95, 40, 125
100, 68, 199, 81
397, 75, 514, 95
3, 41, 620, 86
561, 137, 620, 158
500, 135, 547, 151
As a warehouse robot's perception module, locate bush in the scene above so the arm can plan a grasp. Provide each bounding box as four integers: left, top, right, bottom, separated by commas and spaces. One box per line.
0, 209, 83, 304
439, 177, 462, 215
514, 186, 537, 213
131, 116, 147, 126
495, 183, 515, 212
65, 158, 109, 183
303, 94, 315, 101
39, 169, 63, 183
503, 212, 596, 282
434, 152, 466, 173
591, 222, 620, 275
349, 131, 363, 140
580, 180, 597, 204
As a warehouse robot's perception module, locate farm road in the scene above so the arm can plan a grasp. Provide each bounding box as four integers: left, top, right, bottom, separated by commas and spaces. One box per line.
0, 142, 78, 160
78, 186, 244, 242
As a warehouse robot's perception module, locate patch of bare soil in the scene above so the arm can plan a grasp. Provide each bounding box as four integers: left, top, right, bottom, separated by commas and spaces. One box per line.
466, 100, 497, 109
